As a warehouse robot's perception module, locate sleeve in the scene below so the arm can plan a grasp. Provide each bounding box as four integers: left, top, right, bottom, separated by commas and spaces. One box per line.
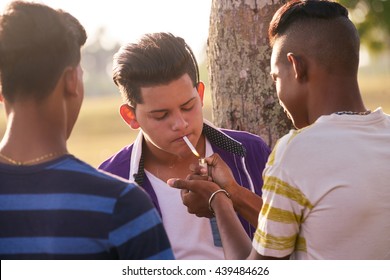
108, 184, 174, 260
251, 139, 311, 258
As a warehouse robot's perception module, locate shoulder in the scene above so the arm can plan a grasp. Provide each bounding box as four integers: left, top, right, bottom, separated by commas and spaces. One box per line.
221, 128, 271, 154
269, 124, 332, 168
53, 155, 138, 195
221, 128, 268, 145
98, 144, 133, 178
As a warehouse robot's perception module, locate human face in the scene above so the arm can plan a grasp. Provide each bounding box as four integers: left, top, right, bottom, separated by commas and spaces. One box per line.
270, 40, 307, 129
270, 44, 292, 119
134, 74, 204, 158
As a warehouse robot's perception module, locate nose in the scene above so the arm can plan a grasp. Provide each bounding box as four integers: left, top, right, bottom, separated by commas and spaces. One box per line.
171, 111, 189, 131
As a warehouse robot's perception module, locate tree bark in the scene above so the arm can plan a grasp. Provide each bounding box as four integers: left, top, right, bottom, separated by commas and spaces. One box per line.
207, 0, 292, 149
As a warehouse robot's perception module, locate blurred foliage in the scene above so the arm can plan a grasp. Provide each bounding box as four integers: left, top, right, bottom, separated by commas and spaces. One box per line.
80, 2, 390, 99
339, 0, 390, 52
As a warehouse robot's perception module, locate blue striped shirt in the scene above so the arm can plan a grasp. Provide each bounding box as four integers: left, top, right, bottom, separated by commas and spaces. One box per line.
0, 155, 174, 260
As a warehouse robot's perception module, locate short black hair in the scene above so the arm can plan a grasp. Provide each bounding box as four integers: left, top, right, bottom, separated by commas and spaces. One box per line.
112, 32, 199, 107
0, 1, 87, 102
268, 0, 359, 74
269, 0, 348, 45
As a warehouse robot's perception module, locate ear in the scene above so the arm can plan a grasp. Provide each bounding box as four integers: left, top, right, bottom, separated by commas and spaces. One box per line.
287, 53, 307, 83
196, 81, 205, 106
120, 104, 140, 129
64, 66, 79, 96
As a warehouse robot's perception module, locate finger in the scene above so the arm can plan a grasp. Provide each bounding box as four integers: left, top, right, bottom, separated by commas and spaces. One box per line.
167, 178, 191, 191
205, 153, 221, 166
180, 188, 190, 200
189, 163, 208, 175
187, 174, 210, 181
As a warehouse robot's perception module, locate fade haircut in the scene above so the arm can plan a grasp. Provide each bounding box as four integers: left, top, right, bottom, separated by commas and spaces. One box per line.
112, 32, 200, 108
268, 0, 360, 75
0, 1, 87, 102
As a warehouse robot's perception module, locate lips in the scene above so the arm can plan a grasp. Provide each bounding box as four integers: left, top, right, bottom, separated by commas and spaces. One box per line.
172, 135, 187, 143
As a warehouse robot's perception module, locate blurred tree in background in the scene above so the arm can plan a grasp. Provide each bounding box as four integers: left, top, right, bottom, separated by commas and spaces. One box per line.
339, 0, 390, 52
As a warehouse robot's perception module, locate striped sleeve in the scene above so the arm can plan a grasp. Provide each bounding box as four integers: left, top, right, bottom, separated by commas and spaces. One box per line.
252, 176, 312, 258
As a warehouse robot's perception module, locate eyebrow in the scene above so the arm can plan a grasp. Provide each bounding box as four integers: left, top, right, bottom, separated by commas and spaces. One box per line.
148, 97, 197, 114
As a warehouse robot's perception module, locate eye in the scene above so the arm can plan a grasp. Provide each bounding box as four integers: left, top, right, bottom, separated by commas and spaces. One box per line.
181, 99, 196, 111
150, 112, 167, 120
182, 104, 194, 111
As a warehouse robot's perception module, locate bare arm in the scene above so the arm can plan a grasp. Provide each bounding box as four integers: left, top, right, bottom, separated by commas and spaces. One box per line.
204, 153, 262, 227
210, 189, 253, 259
168, 178, 288, 260
227, 181, 262, 228
168, 178, 252, 259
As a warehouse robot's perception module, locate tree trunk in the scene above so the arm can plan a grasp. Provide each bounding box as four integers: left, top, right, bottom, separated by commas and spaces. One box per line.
207, 0, 292, 149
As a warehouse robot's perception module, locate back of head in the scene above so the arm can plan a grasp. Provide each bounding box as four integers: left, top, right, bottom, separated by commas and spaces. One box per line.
269, 0, 360, 76
112, 32, 199, 107
0, 1, 87, 102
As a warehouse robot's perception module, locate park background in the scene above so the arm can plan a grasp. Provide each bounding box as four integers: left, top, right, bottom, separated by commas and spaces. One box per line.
0, 0, 389, 167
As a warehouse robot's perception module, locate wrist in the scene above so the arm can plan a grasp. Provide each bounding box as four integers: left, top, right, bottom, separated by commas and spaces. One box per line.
222, 182, 239, 208
208, 189, 231, 216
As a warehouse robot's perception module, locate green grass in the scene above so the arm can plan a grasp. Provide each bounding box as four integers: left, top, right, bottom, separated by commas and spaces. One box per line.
0, 73, 388, 167
67, 96, 136, 167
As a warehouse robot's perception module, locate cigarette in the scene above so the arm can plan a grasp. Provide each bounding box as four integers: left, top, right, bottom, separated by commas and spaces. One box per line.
183, 136, 210, 176
183, 136, 200, 157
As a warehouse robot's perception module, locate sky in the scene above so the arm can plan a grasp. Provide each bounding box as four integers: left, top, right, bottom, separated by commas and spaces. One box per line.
0, 0, 212, 58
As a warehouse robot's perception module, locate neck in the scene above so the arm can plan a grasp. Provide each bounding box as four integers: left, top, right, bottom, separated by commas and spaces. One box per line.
143, 142, 195, 168
0, 102, 68, 164
309, 78, 367, 123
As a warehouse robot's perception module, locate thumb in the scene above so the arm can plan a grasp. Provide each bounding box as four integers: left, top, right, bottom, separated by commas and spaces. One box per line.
167, 178, 189, 190
204, 153, 222, 166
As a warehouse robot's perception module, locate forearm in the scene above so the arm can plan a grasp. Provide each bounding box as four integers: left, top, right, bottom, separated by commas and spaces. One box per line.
227, 182, 263, 228
211, 193, 253, 260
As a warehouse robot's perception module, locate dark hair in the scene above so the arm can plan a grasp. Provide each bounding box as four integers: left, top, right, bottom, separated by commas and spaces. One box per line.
112, 32, 199, 107
268, 0, 359, 74
269, 0, 349, 45
0, 1, 87, 102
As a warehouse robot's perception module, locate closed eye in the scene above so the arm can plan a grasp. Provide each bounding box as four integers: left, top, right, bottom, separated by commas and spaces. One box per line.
181, 98, 196, 111
149, 111, 168, 120
182, 104, 194, 111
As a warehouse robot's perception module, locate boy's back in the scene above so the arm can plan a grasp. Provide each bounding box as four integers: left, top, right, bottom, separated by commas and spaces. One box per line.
0, 155, 173, 259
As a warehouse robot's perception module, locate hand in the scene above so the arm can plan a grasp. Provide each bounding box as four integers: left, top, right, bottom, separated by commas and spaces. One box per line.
167, 177, 221, 218
191, 153, 239, 197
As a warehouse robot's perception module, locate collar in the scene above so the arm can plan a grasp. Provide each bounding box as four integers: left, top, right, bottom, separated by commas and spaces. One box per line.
130, 119, 246, 186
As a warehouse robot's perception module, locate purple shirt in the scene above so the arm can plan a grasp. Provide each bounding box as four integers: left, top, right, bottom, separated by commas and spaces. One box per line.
99, 121, 270, 239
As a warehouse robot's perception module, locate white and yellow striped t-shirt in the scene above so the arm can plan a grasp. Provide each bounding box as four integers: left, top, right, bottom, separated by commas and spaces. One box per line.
253, 108, 390, 259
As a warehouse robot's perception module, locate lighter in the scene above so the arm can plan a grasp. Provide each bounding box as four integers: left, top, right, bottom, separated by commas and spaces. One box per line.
183, 136, 209, 176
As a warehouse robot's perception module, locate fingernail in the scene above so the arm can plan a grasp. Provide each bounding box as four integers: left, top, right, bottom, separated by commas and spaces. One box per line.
166, 178, 177, 186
